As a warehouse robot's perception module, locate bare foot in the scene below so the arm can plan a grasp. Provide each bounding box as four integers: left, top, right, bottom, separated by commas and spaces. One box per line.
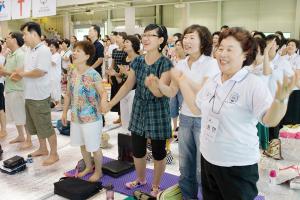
19, 141, 33, 150
42, 154, 59, 166
88, 171, 102, 182
0, 131, 7, 139
30, 149, 49, 157
77, 167, 94, 178
9, 136, 25, 144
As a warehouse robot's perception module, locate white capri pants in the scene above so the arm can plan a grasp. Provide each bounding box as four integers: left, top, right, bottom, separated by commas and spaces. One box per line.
70, 120, 102, 152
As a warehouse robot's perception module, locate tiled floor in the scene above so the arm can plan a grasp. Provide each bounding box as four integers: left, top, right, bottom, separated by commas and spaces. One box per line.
0, 111, 299, 200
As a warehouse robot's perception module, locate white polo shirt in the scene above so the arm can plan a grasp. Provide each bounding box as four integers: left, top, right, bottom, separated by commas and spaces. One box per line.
245, 63, 270, 85
23, 42, 51, 100
268, 57, 295, 96
176, 55, 219, 117
196, 68, 273, 167
51, 52, 62, 81
281, 53, 300, 70
62, 48, 72, 70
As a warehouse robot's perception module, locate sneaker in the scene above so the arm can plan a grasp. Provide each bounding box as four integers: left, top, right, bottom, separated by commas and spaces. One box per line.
125, 180, 147, 189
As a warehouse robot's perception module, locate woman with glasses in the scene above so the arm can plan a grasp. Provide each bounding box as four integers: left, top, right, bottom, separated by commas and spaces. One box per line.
101, 24, 172, 197
172, 27, 298, 200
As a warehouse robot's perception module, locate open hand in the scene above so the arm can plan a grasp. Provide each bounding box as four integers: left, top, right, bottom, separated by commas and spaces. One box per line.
275, 72, 299, 102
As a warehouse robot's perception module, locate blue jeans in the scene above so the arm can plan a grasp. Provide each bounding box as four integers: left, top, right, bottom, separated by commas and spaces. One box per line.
169, 91, 183, 118
178, 114, 202, 200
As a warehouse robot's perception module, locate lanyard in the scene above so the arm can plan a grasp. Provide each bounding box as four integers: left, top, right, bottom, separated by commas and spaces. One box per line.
209, 81, 237, 114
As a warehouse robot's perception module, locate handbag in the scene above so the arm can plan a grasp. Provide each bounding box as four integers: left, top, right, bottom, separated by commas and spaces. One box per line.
263, 139, 283, 160
54, 177, 102, 200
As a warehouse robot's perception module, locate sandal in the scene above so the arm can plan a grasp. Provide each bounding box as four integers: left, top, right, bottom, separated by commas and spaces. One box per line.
150, 185, 160, 197
125, 180, 147, 189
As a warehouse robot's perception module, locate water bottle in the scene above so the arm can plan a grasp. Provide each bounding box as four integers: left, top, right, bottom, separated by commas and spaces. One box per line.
106, 184, 114, 200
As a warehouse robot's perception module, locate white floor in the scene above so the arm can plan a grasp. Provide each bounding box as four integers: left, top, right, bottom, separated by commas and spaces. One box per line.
0, 111, 299, 200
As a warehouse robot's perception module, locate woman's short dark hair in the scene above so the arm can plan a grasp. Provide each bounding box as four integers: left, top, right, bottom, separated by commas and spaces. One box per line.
212, 31, 221, 37
50, 40, 60, 49
62, 39, 70, 47
9, 32, 24, 47
144, 24, 168, 53
219, 27, 257, 67
173, 33, 182, 40
125, 35, 140, 54
254, 38, 266, 56
183, 24, 212, 56
253, 31, 266, 39
20, 22, 42, 37
175, 39, 182, 46
287, 39, 300, 50
265, 34, 281, 47
74, 41, 95, 66
118, 32, 127, 40
134, 33, 141, 40
71, 35, 78, 42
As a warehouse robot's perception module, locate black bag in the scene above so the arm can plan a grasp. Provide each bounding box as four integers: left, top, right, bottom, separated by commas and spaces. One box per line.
1, 155, 26, 175
54, 177, 102, 200
0, 163, 27, 175
102, 160, 134, 178
3, 155, 26, 169
118, 133, 133, 162
56, 120, 70, 136
102, 133, 135, 177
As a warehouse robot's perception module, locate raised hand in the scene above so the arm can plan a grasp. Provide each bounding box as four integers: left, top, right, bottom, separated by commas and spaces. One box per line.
275, 72, 298, 102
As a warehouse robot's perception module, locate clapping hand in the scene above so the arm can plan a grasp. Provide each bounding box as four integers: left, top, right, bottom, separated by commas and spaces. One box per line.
10, 67, 24, 82
145, 74, 159, 89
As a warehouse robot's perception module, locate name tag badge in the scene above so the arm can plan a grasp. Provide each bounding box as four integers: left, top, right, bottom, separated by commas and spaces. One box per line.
203, 115, 219, 142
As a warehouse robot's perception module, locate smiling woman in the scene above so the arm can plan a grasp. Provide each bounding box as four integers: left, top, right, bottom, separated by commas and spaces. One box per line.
173, 27, 299, 200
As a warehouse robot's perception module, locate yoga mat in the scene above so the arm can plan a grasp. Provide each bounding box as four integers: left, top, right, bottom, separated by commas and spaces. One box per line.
66, 157, 265, 200
66, 157, 179, 197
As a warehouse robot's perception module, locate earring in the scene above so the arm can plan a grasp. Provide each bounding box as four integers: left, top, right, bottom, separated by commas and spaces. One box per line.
158, 47, 161, 51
